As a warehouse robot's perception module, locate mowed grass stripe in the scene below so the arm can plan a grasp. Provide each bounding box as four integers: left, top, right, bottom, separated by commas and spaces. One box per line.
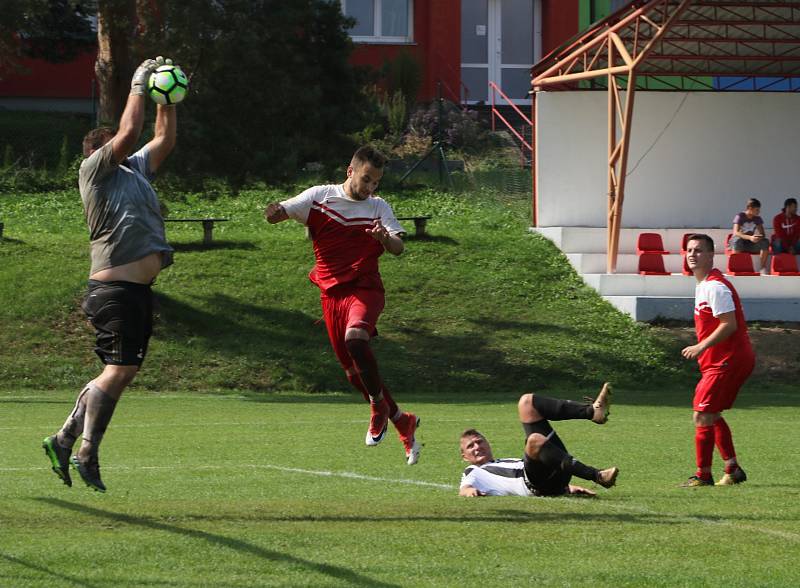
4, 459, 799, 541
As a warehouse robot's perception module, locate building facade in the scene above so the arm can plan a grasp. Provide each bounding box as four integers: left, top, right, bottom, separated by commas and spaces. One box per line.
0, 0, 587, 113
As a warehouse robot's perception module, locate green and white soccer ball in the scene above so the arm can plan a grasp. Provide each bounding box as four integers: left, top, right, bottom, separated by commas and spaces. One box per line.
147, 65, 189, 105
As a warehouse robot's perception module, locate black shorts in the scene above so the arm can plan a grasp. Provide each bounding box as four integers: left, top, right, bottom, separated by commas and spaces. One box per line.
522, 450, 572, 497
82, 280, 153, 366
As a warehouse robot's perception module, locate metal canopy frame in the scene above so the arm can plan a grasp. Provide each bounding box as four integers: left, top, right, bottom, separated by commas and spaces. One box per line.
531, 0, 800, 273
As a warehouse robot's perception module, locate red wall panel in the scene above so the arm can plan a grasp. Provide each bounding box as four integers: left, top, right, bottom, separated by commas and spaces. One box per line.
541, 0, 579, 58
0, 51, 96, 98
349, 0, 460, 102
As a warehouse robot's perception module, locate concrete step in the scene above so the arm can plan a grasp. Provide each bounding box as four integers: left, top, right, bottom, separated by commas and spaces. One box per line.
566, 252, 733, 274
534, 226, 769, 255
534, 225, 798, 322
604, 296, 800, 322
583, 273, 799, 298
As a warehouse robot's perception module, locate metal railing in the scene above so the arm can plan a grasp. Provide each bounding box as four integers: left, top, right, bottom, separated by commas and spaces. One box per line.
434, 49, 470, 108
488, 81, 532, 153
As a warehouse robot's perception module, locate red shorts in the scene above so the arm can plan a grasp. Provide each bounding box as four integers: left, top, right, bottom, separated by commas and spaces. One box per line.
693, 356, 754, 413
320, 285, 385, 369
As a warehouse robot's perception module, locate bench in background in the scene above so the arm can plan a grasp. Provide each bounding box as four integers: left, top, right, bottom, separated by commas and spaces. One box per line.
397, 215, 432, 237
164, 218, 229, 245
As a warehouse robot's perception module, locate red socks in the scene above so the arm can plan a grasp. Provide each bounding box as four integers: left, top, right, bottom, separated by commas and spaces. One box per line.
346, 370, 399, 418
694, 425, 715, 480
714, 418, 738, 474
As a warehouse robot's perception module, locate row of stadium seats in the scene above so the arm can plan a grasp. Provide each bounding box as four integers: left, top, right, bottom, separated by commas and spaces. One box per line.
636, 232, 800, 276
637, 231, 781, 256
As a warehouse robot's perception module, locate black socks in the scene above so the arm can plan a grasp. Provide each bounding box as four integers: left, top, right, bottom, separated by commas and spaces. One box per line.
532, 394, 593, 421
57, 383, 94, 449
537, 438, 599, 482
80, 384, 119, 456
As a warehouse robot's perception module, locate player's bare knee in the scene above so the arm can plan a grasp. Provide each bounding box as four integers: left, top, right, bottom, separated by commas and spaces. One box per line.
344, 337, 370, 362
518, 393, 540, 422
524, 433, 547, 459
693, 411, 718, 427
99, 365, 138, 394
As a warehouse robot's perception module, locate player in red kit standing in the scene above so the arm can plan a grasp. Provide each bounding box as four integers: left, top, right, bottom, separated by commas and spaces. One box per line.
264, 146, 421, 465
681, 234, 754, 487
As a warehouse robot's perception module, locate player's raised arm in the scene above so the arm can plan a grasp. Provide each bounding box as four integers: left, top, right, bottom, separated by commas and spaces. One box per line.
264, 202, 289, 224
110, 58, 158, 164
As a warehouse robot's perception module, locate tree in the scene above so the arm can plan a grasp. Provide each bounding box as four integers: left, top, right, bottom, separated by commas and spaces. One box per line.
5, 0, 373, 184
139, 0, 373, 184
94, 0, 135, 123
0, 0, 94, 80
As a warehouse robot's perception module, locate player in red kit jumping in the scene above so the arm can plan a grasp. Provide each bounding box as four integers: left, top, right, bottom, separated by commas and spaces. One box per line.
264, 146, 421, 465
681, 234, 754, 487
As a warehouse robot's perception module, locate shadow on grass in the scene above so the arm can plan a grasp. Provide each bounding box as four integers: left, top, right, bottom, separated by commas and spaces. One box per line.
154, 292, 343, 392
152, 294, 794, 408
154, 293, 612, 401
170, 240, 258, 253
0, 552, 104, 588
0, 236, 26, 245
401, 234, 459, 245
34, 498, 399, 588
35, 505, 790, 529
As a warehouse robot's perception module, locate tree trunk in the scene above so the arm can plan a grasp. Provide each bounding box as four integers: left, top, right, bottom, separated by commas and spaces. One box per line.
95, 0, 136, 125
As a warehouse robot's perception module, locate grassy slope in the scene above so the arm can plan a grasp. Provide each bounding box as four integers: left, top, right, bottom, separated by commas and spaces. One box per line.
0, 185, 692, 395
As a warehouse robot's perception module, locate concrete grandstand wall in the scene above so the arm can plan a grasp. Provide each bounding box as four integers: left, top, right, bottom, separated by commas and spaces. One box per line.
535, 91, 800, 228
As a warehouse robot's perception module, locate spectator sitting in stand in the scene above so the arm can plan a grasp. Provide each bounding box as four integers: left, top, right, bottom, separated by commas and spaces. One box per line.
730, 197, 769, 273
772, 197, 800, 256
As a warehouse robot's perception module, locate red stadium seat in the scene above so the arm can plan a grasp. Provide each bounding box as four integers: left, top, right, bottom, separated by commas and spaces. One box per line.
726, 253, 759, 276
636, 232, 669, 255
724, 233, 734, 255
770, 253, 800, 276
682, 254, 692, 276
680, 233, 692, 254
638, 252, 670, 275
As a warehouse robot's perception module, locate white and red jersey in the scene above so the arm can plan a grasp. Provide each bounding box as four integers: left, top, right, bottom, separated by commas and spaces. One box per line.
693, 268, 753, 371
773, 211, 800, 246
281, 184, 404, 293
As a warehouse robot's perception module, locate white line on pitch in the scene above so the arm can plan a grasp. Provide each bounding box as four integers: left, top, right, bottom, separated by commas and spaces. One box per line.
0, 462, 456, 491
603, 502, 800, 541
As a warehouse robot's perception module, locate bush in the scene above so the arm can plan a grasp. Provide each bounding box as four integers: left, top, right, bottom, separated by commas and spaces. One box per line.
385, 91, 407, 138
0, 111, 91, 169
146, 0, 374, 187
407, 100, 492, 153
382, 49, 422, 107
0, 153, 82, 192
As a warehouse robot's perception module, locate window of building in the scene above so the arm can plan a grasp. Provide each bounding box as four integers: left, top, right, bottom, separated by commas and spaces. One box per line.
342, 0, 413, 43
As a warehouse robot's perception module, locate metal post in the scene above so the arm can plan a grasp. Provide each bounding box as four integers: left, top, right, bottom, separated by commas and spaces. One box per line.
531, 90, 537, 227
202, 220, 214, 245
607, 39, 617, 273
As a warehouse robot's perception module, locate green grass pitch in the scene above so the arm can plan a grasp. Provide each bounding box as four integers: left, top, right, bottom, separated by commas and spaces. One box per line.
1, 389, 798, 587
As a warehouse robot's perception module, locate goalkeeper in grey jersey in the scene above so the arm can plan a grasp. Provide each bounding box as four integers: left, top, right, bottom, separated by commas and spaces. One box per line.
459, 385, 619, 497
42, 56, 180, 493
